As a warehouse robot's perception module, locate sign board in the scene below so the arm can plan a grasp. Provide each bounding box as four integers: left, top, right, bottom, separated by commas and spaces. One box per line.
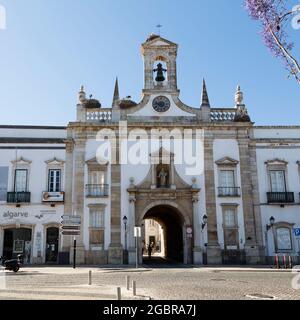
61, 225, 80, 231
42, 191, 65, 202
134, 227, 141, 238
294, 228, 300, 238
61, 216, 81, 236
186, 227, 193, 234
61, 215, 81, 225
61, 230, 80, 236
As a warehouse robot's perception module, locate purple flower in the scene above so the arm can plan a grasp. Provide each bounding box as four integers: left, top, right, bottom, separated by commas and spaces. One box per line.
244, 0, 294, 60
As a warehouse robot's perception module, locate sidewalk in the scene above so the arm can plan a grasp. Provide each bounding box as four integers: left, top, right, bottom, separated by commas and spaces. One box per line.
19, 264, 298, 272
0, 284, 151, 300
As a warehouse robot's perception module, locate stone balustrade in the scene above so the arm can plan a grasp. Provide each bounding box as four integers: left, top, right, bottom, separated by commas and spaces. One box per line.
210, 108, 236, 122
86, 108, 112, 122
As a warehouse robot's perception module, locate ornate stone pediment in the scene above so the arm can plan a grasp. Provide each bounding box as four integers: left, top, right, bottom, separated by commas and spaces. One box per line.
11, 157, 32, 165
142, 35, 178, 49
45, 157, 65, 166
150, 147, 174, 164
264, 158, 288, 165
86, 156, 108, 166
215, 156, 239, 166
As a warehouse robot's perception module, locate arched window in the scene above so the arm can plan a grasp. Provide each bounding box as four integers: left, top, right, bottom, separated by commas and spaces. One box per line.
153, 59, 168, 86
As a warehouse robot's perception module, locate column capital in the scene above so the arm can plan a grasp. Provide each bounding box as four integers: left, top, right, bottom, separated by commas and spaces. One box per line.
129, 195, 136, 203
65, 139, 74, 153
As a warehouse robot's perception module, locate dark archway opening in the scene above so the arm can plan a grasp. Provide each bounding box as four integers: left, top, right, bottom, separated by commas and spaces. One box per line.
3, 228, 32, 262
46, 227, 59, 264
143, 205, 184, 264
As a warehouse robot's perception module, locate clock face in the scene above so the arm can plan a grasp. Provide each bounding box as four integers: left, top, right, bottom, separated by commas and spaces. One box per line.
152, 96, 171, 113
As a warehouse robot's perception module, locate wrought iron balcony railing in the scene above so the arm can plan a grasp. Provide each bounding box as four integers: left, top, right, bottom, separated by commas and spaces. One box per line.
86, 184, 109, 197
267, 192, 295, 204
218, 187, 240, 197
7, 192, 31, 203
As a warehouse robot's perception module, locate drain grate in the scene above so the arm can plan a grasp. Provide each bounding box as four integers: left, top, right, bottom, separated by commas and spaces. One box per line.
246, 293, 276, 300
210, 278, 227, 282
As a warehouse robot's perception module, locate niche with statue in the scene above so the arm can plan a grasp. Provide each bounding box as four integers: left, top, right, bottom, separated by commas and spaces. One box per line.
156, 164, 170, 188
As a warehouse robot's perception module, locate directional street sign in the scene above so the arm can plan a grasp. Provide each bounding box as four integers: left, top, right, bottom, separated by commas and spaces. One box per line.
61, 230, 81, 236
61, 215, 81, 236
134, 227, 141, 238
61, 215, 81, 225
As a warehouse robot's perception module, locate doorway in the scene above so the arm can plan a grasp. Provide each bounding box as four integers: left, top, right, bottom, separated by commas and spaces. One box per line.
3, 228, 32, 263
46, 227, 59, 263
142, 205, 185, 264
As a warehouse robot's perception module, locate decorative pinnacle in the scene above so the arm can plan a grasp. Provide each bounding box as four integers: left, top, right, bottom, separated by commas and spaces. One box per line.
235, 85, 244, 106
112, 77, 120, 107
201, 78, 210, 107
78, 85, 86, 104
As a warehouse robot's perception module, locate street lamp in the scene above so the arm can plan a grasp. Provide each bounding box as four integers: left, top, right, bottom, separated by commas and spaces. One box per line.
202, 214, 208, 230
123, 215, 128, 264
266, 216, 275, 231
123, 215, 128, 250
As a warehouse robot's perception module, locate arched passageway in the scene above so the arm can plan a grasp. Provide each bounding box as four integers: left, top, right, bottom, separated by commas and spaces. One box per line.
143, 205, 184, 264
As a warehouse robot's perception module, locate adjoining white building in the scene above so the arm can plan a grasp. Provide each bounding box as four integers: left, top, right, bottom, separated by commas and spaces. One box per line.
0, 126, 66, 264
0, 35, 299, 265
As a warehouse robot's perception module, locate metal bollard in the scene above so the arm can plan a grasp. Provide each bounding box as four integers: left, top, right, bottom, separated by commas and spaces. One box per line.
275, 254, 279, 269
117, 287, 121, 300
88, 270, 92, 285
283, 255, 287, 269
289, 256, 293, 269
132, 281, 136, 296
126, 275, 130, 290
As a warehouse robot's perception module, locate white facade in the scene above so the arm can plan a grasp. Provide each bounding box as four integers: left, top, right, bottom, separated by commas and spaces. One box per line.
0, 126, 66, 264
0, 36, 299, 265
255, 127, 300, 261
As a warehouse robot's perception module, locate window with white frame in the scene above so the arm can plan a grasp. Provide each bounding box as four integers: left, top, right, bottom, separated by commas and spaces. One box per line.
276, 227, 292, 251
14, 169, 28, 192
270, 170, 286, 192
220, 170, 235, 188
48, 169, 61, 192
89, 208, 105, 228
89, 206, 105, 247
89, 170, 106, 185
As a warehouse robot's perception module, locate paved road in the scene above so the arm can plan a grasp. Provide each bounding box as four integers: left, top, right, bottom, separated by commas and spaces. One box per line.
0, 265, 299, 300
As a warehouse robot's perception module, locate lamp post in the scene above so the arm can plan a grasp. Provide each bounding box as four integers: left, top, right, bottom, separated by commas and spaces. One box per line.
266, 216, 275, 231
123, 215, 128, 264
201, 215, 208, 230
265, 216, 275, 261
73, 236, 76, 269
201, 215, 208, 265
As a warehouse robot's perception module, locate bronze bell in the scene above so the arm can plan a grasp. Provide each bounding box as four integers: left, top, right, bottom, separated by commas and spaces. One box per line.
154, 63, 167, 82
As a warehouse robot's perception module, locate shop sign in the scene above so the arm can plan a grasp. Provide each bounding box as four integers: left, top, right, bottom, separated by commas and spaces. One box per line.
61, 215, 81, 225
42, 191, 64, 202
3, 210, 29, 219
186, 226, 193, 238
13, 240, 24, 253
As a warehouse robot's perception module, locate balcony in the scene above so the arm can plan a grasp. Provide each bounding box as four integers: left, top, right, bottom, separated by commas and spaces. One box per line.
86, 184, 109, 197
218, 187, 240, 197
7, 192, 31, 203
267, 192, 295, 204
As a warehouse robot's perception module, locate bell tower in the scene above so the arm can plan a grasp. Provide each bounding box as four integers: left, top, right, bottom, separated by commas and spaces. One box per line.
141, 34, 179, 94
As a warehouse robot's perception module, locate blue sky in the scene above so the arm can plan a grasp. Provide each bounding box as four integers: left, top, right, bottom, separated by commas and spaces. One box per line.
0, 0, 299, 126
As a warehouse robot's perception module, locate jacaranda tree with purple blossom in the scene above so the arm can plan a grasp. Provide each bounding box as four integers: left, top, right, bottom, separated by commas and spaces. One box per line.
245, 0, 300, 84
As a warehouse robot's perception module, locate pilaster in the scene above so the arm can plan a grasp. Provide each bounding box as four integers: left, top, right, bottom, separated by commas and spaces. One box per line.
238, 130, 265, 264
108, 130, 123, 264
72, 136, 86, 263
204, 132, 222, 264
